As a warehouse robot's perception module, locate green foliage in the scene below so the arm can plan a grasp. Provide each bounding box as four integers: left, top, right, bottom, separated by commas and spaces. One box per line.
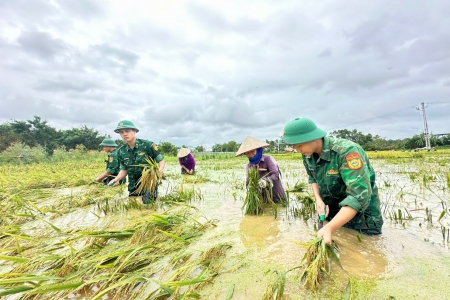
194, 145, 205, 152
0, 142, 48, 164
211, 140, 240, 152
58, 125, 105, 150
159, 141, 178, 156
0, 116, 105, 153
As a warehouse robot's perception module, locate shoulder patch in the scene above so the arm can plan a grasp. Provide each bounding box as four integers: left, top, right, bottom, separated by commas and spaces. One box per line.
345, 153, 363, 170
152, 143, 158, 151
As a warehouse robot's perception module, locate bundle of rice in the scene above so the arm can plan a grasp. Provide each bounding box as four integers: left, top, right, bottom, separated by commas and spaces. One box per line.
134, 156, 162, 195
242, 168, 265, 215
298, 237, 342, 291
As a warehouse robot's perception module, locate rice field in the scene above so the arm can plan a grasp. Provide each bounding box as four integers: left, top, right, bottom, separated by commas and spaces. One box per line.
0, 150, 449, 299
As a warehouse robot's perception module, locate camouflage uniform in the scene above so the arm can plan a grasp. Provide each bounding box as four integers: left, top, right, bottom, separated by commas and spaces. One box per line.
103, 148, 126, 185
117, 138, 164, 202
302, 136, 383, 234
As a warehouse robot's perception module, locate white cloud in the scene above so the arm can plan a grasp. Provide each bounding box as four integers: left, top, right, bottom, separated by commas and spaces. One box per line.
1, 0, 449, 148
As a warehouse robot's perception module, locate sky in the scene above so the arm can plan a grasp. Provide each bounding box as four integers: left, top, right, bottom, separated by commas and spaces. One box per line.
1, 0, 450, 149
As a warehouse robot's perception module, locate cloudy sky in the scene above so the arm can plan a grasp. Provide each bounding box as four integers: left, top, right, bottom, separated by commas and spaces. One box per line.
1, 0, 450, 149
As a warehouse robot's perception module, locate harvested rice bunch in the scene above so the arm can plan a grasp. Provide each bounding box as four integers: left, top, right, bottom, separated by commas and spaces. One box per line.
135, 156, 162, 194
242, 168, 265, 215
298, 237, 342, 291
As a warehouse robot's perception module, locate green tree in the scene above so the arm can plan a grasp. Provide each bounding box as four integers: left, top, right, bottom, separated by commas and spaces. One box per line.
27, 116, 60, 153
6, 116, 60, 154
223, 140, 239, 152
59, 126, 104, 150
329, 129, 373, 148
211, 143, 222, 152
0, 123, 17, 152
159, 141, 177, 156
195, 145, 205, 152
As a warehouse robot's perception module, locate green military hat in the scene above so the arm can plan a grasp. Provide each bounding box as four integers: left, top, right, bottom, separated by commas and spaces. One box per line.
114, 120, 139, 133
100, 138, 118, 147
281, 118, 327, 144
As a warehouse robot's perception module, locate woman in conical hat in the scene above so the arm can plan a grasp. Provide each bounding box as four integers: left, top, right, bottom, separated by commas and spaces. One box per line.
177, 147, 196, 175
236, 136, 286, 203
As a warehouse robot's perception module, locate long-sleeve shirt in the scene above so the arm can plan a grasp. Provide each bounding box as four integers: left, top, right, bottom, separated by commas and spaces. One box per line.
117, 138, 164, 193
303, 136, 383, 233
178, 153, 196, 170
245, 155, 286, 203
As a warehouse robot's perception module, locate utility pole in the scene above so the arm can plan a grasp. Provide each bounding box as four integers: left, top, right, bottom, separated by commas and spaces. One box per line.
416, 102, 431, 149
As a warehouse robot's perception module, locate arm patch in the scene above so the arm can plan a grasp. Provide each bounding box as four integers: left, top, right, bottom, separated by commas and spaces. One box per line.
345, 153, 363, 170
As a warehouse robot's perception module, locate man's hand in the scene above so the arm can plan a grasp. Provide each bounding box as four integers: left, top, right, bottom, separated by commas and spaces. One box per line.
258, 179, 267, 188
315, 198, 329, 218
317, 225, 333, 246
108, 181, 119, 187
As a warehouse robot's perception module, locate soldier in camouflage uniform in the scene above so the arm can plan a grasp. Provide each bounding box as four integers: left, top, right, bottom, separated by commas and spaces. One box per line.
281, 118, 383, 245
108, 120, 165, 204
95, 138, 125, 185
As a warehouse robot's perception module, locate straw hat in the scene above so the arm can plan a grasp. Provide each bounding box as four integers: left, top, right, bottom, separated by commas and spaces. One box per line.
177, 147, 191, 158
235, 136, 270, 156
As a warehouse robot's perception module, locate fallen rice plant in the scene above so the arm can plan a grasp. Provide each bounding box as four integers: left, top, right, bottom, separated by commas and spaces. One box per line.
292, 194, 316, 222
261, 269, 287, 300
0, 206, 221, 299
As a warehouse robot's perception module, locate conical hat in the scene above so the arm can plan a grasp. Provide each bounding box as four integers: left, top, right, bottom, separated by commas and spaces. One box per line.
177, 147, 191, 158
235, 136, 270, 156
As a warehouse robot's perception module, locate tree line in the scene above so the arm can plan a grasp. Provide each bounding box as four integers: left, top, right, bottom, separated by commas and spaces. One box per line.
1, 117, 449, 157
328, 129, 450, 150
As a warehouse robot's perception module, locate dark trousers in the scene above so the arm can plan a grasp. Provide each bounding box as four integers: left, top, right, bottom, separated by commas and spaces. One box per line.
129, 185, 159, 204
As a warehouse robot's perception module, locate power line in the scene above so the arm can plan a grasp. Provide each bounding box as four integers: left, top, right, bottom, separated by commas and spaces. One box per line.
331, 101, 450, 132
331, 106, 413, 131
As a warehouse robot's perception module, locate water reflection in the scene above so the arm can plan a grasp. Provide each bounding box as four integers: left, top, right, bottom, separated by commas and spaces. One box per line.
333, 227, 388, 277
239, 214, 280, 248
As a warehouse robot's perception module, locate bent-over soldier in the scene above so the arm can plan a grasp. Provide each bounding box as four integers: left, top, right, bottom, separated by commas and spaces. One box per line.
281, 118, 383, 245
95, 138, 125, 185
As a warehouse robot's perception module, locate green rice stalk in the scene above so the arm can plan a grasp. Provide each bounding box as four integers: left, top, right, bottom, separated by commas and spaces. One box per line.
0, 285, 34, 296
163, 269, 210, 288
261, 269, 287, 300
242, 168, 265, 215
0, 275, 62, 285
199, 243, 232, 272
0, 254, 29, 263
26, 282, 84, 294
90, 275, 148, 300
297, 237, 342, 291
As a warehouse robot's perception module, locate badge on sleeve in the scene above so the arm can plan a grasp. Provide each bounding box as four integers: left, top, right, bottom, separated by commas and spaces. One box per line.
345, 153, 363, 170
152, 143, 158, 151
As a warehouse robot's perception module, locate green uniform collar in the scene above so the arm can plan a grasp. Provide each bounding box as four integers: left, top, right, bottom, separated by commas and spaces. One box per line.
317, 136, 333, 162
126, 139, 148, 151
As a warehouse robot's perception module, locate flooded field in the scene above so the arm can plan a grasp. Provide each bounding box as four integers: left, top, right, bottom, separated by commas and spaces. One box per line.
0, 151, 449, 299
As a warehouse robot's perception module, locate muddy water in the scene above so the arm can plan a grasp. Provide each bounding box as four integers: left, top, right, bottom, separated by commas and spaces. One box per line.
171, 157, 450, 299
7, 156, 449, 299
